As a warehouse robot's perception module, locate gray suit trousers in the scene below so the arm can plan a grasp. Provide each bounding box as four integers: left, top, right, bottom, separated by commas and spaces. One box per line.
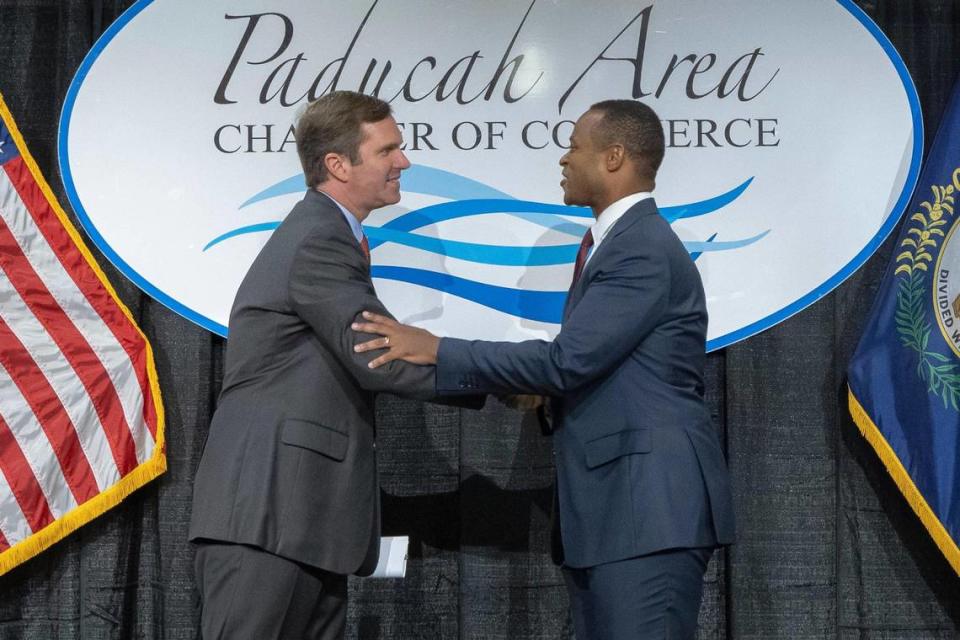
194, 541, 347, 640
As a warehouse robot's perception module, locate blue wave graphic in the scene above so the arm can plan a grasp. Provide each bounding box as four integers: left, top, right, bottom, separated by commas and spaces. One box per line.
662, 178, 752, 223
683, 230, 769, 254
240, 164, 512, 209
370, 199, 587, 250
206, 165, 765, 322
370, 177, 752, 248
689, 233, 717, 262
372, 266, 566, 323
204, 220, 769, 266
204, 221, 280, 251
367, 227, 577, 266
238, 168, 752, 242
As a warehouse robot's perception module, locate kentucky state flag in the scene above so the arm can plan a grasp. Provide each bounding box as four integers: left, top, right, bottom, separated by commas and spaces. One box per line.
848, 76, 960, 575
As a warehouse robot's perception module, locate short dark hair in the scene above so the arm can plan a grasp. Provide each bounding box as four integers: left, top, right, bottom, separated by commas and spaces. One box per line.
589, 100, 665, 179
295, 91, 393, 187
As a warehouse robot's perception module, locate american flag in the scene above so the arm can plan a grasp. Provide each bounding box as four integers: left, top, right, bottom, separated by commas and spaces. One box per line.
0, 93, 164, 575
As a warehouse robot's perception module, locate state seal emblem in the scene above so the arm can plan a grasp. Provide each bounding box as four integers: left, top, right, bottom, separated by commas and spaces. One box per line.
895, 167, 960, 409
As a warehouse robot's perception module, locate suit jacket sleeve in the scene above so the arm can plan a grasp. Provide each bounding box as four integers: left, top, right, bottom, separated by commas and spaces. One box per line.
288, 226, 439, 401
436, 234, 669, 395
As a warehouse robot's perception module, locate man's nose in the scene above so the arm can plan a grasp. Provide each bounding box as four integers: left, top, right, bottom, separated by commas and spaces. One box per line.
397, 151, 412, 169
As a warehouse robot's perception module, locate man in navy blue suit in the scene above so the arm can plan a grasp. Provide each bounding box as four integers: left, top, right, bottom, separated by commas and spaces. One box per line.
353, 100, 735, 640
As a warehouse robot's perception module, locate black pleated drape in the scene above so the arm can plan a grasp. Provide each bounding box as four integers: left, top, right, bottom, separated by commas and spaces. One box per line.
0, 1, 959, 638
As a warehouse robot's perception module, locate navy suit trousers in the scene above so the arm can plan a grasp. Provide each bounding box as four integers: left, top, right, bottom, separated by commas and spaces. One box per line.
563, 547, 713, 640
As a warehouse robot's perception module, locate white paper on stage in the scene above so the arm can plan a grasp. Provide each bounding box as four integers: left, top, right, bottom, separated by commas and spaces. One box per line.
367, 536, 409, 579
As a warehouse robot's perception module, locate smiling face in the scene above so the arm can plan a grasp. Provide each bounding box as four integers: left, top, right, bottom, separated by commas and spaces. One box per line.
343, 116, 411, 217
558, 110, 608, 212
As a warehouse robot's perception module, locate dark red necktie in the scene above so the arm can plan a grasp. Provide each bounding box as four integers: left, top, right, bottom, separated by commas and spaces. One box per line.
570, 228, 594, 288
360, 235, 371, 264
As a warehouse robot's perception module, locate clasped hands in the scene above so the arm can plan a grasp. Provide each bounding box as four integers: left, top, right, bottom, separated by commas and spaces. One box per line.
351, 311, 543, 411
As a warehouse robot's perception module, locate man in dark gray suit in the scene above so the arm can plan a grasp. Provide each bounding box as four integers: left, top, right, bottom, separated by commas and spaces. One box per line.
189, 91, 450, 639
353, 100, 735, 639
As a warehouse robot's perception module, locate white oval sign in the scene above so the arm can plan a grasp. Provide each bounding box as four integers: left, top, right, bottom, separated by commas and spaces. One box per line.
60, 0, 921, 350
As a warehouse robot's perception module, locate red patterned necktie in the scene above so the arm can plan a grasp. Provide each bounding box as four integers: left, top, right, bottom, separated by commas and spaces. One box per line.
360, 235, 371, 264
570, 228, 594, 288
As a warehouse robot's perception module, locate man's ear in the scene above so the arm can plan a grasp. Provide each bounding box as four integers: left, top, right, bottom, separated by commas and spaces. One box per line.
324, 153, 349, 182
604, 144, 625, 172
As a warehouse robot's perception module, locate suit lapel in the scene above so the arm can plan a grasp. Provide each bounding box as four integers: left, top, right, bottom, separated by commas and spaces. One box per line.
308, 190, 356, 237
306, 190, 372, 278
562, 198, 659, 320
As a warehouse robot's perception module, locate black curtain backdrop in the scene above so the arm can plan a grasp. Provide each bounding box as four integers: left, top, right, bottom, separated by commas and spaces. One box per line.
1, 1, 960, 638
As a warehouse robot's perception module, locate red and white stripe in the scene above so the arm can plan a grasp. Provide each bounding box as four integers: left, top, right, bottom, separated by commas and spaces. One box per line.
0, 153, 158, 551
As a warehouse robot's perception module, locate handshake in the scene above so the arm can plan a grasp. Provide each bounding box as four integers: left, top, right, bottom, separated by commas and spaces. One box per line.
351, 311, 545, 414
497, 394, 545, 411
498, 394, 552, 435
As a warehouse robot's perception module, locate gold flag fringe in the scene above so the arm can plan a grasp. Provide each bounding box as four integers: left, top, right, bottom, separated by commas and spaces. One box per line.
847, 387, 960, 575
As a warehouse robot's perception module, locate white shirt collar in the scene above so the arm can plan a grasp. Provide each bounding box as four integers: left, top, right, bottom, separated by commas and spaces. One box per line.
589, 191, 653, 255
